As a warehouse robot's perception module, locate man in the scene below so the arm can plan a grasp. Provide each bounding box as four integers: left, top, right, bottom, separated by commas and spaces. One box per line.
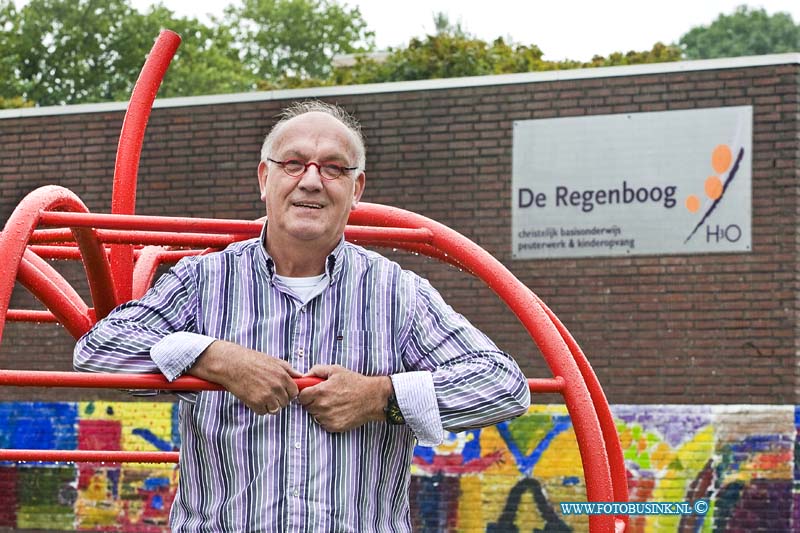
74, 101, 530, 532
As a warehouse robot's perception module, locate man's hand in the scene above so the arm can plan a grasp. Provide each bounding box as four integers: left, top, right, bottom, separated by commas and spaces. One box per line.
297, 365, 393, 432
189, 340, 302, 415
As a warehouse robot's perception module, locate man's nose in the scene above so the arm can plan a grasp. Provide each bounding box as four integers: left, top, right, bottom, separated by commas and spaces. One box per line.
298, 163, 324, 189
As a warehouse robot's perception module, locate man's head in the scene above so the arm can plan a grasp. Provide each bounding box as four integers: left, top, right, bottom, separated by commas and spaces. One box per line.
261, 101, 366, 170
257, 101, 366, 258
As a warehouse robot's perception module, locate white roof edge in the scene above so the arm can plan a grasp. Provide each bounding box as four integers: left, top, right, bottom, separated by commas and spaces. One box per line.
2, 53, 798, 120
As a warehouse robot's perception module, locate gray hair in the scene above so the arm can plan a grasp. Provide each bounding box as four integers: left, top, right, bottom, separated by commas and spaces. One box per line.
260, 101, 366, 171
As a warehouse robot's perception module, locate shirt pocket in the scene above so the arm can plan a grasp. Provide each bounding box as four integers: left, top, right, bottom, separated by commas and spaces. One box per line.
329, 329, 403, 376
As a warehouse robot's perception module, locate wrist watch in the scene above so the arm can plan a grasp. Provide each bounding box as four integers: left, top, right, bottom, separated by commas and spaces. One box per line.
384, 394, 405, 425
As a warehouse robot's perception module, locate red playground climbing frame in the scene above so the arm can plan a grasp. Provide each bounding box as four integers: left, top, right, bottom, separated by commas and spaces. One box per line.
0, 31, 628, 532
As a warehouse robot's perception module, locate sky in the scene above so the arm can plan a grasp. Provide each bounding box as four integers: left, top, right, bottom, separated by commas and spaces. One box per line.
127, 0, 800, 62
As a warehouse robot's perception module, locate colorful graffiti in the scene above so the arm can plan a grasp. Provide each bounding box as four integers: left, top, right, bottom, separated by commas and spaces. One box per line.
0, 403, 796, 531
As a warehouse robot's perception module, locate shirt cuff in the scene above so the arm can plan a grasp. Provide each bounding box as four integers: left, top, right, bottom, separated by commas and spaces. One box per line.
391, 371, 443, 446
151, 332, 217, 381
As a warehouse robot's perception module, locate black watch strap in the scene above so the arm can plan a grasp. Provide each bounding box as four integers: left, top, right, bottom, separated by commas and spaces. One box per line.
384, 394, 405, 425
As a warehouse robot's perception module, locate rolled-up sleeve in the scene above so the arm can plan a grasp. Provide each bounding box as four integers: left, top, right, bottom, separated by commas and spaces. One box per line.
73, 258, 211, 396
394, 274, 530, 446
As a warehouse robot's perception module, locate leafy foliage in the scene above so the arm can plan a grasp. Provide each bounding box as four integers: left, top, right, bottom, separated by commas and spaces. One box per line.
139, 5, 256, 99
1, 3, 793, 108
221, 0, 374, 82
0, 0, 371, 106
0, 1, 27, 108
0, 0, 257, 106
680, 6, 800, 59
331, 16, 681, 86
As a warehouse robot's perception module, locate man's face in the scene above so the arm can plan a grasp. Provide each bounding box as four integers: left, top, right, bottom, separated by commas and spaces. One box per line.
257, 112, 365, 253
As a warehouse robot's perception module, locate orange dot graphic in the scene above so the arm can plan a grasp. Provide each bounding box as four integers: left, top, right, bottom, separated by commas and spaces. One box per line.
705, 176, 723, 200
685, 195, 700, 213
711, 144, 732, 174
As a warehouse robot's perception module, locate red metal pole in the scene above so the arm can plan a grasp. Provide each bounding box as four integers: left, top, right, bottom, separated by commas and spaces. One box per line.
40, 211, 261, 234
71, 225, 119, 320
0, 370, 557, 396
534, 295, 630, 524
0, 186, 114, 344
0, 449, 179, 463
0, 370, 322, 391
5, 310, 60, 322
527, 377, 565, 393
111, 30, 181, 304
132, 246, 166, 299
40, 211, 437, 245
17, 250, 93, 339
28, 245, 95, 261
31, 228, 240, 247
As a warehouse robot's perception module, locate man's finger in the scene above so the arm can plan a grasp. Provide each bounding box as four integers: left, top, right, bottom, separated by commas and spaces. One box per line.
279, 360, 304, 378
297, 388, 317, 406
304, 364, 339, 378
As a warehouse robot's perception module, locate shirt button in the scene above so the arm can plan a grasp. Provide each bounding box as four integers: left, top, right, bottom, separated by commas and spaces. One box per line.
299, 306, 306, 313
293, 489, 299, 497
297, 348, 304, 356
294, 441, 301, 449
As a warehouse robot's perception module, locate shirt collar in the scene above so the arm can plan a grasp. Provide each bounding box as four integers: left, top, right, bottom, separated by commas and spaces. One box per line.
258, 222, 345, 286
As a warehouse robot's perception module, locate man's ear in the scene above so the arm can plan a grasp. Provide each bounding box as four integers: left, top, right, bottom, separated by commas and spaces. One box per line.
257, 160, 268, 202
351, 171, 366, 209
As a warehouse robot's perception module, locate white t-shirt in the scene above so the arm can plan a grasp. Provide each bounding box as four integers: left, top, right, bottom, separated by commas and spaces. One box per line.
273, 273, 326, 306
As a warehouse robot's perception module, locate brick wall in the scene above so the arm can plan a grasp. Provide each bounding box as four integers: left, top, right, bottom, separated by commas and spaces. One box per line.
1, 57, 797, 404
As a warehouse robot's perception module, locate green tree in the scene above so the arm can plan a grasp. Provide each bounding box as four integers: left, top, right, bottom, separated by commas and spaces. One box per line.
331, 14, 682, 86
12, 0, 146, 105
0, 0, 29, 108
332, 15, 551, 85
1, 0, 255, 106
580, 42, 682, 68
221, 0, 374, 83
679, 5, 800, 59
130, 4, 256, 99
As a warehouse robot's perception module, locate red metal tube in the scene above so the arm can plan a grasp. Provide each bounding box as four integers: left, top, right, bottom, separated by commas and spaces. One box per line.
6, 310, 60, 322
0, 370, 557, 395
39, 211, 436, 245
132, 246, 167, 299
533, 297, 629, 509
0, 374, 564, 467
40, 211, 262, 234
16, 250, 93, 339
31, 227, 435, 249
111, 30, 182, 303
0, 449, 180, 463
0, 186, 114, 344
26, 246, 199, 263
71, 226, 119, 320
31, 229, 242, 247
23, 228, 75, 244
352, 239, 472, 273
527, 377, 565, 393
130, 247, 207, 298
28, 245, 97, 261
0, 371, 323, 391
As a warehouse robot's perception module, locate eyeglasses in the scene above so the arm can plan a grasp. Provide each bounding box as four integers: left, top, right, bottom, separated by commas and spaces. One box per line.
267, 158, 358, 181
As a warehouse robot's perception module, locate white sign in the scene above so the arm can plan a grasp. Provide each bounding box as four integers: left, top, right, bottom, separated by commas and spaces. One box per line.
512, 107, 752, 259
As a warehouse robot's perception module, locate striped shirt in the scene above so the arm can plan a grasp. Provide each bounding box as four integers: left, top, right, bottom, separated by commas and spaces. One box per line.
74, 229, 531, 532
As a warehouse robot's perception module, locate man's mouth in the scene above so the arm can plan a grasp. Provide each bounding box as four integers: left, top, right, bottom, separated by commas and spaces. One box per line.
293, 202, 323, 209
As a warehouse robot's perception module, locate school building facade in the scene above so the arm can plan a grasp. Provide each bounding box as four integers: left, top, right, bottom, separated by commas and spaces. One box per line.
0, 52, 798, 531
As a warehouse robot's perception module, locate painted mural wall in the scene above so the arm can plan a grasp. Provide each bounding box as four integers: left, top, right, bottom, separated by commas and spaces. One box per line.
0, 402, 794, 532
